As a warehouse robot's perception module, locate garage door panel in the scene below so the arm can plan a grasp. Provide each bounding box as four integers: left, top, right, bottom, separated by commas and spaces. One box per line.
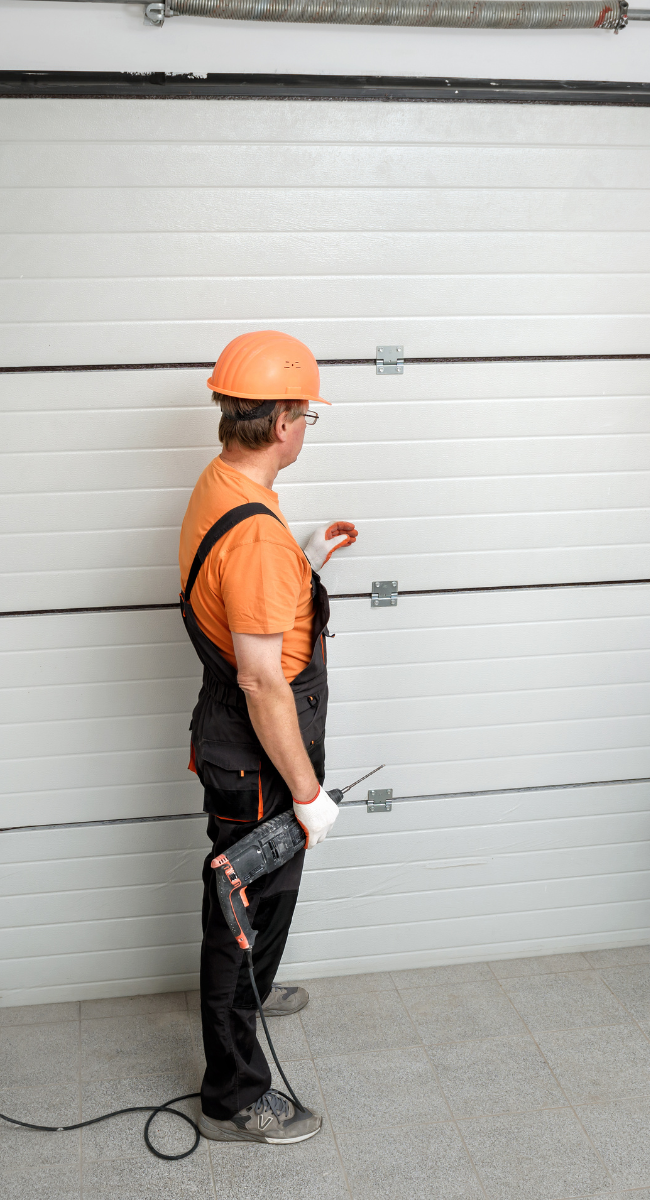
2, 592, 650, 826
301, 843, 650, 903
330, 652, 650, 703
4, 187, 649, 238
5, 474, 650, 535
6, 98, 650, 147
281, 901, 650, 979
4, 871, 649, 961
5, 680, 650, 763
6, 314, 650, 368
4, 508, 649, 579
0, 677, 201, 726
5, 843, 647, 924
7, 395, 650, 456
7, 141, 650, 191
0, 944, 200, 1003
2, 780, 647, 1002
6, 272, 650, 325
6, 231, 650, 280
292, 872, 650, 937
5, 436, 648, 494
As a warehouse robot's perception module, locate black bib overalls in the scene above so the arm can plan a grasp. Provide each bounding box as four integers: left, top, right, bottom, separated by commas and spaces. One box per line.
180, 503, 330, 1118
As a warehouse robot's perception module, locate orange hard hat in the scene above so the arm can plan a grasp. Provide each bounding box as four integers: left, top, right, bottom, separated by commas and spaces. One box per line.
207, 331, 330, 405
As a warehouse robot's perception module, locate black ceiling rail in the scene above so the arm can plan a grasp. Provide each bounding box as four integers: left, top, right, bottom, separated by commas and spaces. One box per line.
2, 71, 650, 105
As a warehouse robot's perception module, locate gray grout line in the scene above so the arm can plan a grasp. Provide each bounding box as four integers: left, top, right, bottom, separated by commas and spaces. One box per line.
77, 1002, 83, 1200
296, 1008, 355, 1200
419, 1037, 492, 1199
591, 965, 650, 1051
485, 959, 620, 1193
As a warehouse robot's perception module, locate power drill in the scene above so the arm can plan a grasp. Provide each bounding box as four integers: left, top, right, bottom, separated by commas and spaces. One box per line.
211, 765, 384, 950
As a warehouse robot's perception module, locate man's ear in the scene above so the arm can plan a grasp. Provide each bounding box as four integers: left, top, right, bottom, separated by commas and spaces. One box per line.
274, 409, 291, 443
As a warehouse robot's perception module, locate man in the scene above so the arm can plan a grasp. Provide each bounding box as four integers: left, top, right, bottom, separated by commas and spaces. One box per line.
179, 330, 358, 1145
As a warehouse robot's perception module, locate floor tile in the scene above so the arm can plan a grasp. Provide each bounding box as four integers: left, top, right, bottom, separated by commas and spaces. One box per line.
502, 972, 629, 1032
489, 954, 592, 979
336, 1122, 483, 1200
286, 971, 395, 996
431, 1036, 565, 1118
0, 1002, 79, 1027
186, 990, 201, 1011
80, 992, 187, 1021
80, 1011, 193, 1082
577, 1097, 650, 1191
537, 1025, 650, 1105
400, 979, 527, 1045
0, 1082, 80, 1167
80, 1071, 203, 1161
460, 1107, 614, 1200
0, 1020, 80, 1087
300, 990, 419, 1056
314, 1046, 449, 1131
598, 967, 650, 1022
82, 1154, 215, 1199
209, 1127, 350, 1200
2, 1163, 81, 1200
585, 947, 650, 970
391, 963, 494, 989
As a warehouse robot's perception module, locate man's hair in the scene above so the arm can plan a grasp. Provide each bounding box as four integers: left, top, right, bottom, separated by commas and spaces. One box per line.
213, 392, 305, 451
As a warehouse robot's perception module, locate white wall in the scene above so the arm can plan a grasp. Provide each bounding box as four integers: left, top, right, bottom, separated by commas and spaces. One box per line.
2, 0, 650, 83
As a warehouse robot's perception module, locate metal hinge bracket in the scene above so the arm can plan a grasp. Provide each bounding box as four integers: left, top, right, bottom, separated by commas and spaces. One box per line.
367, 788, 393, 813
376, 346, 404, 375
372, 580, 398, 608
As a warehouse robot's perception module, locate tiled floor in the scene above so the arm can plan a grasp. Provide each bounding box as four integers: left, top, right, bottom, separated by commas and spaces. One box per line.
1, 946, 650, 1200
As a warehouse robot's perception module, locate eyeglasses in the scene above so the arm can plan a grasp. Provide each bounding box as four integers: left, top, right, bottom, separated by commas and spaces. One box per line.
303, 411, 319, 426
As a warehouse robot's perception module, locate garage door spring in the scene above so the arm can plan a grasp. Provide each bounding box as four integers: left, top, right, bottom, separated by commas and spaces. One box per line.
169, 0, 629, 29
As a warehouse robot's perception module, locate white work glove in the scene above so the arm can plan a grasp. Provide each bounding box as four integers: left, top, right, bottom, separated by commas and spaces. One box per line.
293, 786, 340, 849
303, 521, 358, 573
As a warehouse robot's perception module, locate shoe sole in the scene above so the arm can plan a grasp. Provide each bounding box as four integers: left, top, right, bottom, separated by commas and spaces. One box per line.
198, 1118, 321, 1145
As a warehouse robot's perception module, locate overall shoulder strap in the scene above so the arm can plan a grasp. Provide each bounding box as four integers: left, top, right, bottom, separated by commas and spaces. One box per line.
183, 502, 283, 604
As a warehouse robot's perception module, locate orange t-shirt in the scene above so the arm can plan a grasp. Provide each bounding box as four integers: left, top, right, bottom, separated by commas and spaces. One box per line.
179, 457, 314, 682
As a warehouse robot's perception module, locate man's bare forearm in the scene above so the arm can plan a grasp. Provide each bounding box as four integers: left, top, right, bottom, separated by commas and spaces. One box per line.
244, 678, 319, 803
232, 630, 320, 803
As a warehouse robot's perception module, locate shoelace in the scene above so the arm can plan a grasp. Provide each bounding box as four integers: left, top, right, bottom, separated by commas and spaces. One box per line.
252, 1090, 291, 1121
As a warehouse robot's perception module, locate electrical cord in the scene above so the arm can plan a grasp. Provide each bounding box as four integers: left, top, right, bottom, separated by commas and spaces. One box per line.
245, 949, 305, 1113
0, 1092, 202, 1161
0, 961, 304, 1157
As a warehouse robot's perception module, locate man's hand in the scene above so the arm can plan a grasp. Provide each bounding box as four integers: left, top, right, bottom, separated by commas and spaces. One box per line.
232, 630, 321, 807
303, 521, 358, 572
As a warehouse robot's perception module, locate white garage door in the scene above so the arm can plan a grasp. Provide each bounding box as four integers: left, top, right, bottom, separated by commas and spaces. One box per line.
1, 96, 649, 1004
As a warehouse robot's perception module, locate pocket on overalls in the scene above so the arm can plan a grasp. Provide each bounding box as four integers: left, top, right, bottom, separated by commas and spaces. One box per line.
197, 741, 262, 823
305, 732, 326, 785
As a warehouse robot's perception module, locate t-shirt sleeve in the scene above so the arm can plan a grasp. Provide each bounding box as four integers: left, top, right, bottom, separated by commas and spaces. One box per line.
218, 537, 307, 635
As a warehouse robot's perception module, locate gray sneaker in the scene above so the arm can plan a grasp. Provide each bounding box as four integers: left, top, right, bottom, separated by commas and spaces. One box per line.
262, 984, 309, 1017
198, 1089, 321, 1144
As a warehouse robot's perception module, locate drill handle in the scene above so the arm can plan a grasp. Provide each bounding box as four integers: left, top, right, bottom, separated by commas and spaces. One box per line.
212, 857, 257, 952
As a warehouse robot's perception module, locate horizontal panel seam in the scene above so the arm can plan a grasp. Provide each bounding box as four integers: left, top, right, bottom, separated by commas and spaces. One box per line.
2, 774, 649, 833
3, 577, 650, 617
2, 354, 650, 374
